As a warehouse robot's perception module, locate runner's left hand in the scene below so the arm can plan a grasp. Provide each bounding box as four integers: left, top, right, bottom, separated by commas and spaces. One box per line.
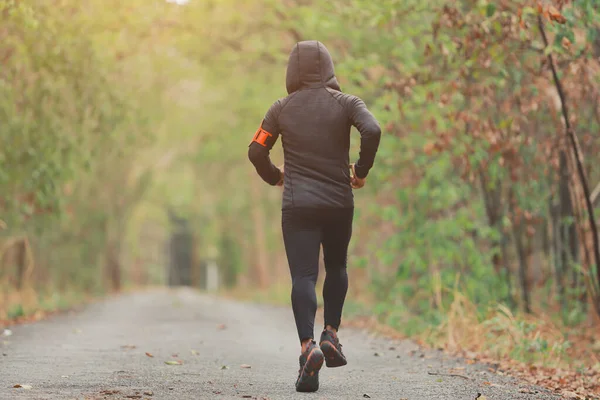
276, 164, 284, 186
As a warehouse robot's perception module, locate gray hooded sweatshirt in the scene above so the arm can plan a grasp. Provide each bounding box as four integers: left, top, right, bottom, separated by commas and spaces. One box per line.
248, 40, 381, 209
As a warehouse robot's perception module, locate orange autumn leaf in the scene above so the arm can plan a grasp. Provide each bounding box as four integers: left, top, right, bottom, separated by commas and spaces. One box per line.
423, 142, 437, 155
548, 6, 567, 24
518, 8, 526, 28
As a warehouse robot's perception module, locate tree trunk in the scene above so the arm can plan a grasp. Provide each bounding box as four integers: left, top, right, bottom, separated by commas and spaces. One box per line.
479, 170, 514, 306
510, 189, 531, 313
500, 232, 515, 308
539, 16, 600, 314
104, 216, 123, 292
105, 239, 122, 292
551, 197, 566, 308
15, 238, 27, 290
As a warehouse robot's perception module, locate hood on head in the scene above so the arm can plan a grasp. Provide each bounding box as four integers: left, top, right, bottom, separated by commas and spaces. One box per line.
285, 40, 341, 94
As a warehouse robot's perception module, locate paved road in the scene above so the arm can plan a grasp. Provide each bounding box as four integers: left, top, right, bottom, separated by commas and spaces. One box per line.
0, 288, 561, 400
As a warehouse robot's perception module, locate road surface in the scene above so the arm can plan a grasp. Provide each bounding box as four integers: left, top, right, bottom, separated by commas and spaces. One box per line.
0, 288, 562, 399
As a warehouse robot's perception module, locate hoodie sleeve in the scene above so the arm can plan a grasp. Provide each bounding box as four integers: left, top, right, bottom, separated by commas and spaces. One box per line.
248, 101, 283, 186
346, 95, 382, 179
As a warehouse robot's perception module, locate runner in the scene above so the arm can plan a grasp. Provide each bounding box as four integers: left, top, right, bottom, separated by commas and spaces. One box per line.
248, 40, 381, 392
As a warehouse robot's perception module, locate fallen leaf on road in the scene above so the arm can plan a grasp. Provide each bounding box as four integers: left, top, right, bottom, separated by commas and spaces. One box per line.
518, 388, 537, 394
164, 360, 182, 365
13, 384, 32, 390
221, 365, 229, 370
145, 352, 154, 358
125, 395, 141, 399
428, 371, 471, 380
562, 391, 584, 399
363, 394, 371, 398
217, 324, 227, 330
121, 345, 137, 350
143, 391, 153, 396
241, 364, 252, 369
241, 396, 252, 399
190, 350, 199, 356
373, 352, 383, 357
475, 394, 488, 400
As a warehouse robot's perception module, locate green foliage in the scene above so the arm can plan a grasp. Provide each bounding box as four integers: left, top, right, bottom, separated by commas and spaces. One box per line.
3, 0, 600, 355
7, 303, 24, 319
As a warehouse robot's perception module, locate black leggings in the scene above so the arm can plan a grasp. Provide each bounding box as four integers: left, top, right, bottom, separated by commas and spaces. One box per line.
282, 208, 353, 343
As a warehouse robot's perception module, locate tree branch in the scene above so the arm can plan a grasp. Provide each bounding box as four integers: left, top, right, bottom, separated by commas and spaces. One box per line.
592, 181, 600, 206
538, 15, 600, 292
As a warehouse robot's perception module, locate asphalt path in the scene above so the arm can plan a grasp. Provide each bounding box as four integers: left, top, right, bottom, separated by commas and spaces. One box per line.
0, 288, 562, 400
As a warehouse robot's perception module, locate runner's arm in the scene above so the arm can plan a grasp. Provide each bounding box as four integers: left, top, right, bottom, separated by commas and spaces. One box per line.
346, 96, 381, 179
248, 101, 283, 186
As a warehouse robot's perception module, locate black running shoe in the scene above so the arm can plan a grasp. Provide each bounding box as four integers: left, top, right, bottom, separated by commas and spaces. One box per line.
295, 340, 324, 392
319, 329, 347, 368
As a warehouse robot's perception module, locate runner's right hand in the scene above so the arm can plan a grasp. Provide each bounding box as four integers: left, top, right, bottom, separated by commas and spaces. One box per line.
350, 164, 366, 189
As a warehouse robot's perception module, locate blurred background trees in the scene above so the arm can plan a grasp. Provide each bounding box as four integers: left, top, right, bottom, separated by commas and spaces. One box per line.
1, 0, 599, 351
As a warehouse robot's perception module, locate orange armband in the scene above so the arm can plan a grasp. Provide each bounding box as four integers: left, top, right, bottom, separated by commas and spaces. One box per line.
250, 124, 273, 147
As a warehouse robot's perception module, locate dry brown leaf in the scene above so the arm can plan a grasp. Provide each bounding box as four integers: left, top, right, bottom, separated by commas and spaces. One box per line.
519, 388, 537, 394
548, 6, 567, 24
145, 352, 154, 358
423, 142, 437, 155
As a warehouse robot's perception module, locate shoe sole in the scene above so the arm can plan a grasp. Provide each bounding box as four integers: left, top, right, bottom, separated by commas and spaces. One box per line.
296, 347, 324, 392
320, 341, 347, 368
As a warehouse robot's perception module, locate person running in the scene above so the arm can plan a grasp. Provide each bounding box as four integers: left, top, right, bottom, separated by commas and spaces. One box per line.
248, 40, 381, 392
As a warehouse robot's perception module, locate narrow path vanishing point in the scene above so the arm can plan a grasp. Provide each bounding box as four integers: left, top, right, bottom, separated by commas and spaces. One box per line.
0, 288, 562, 400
